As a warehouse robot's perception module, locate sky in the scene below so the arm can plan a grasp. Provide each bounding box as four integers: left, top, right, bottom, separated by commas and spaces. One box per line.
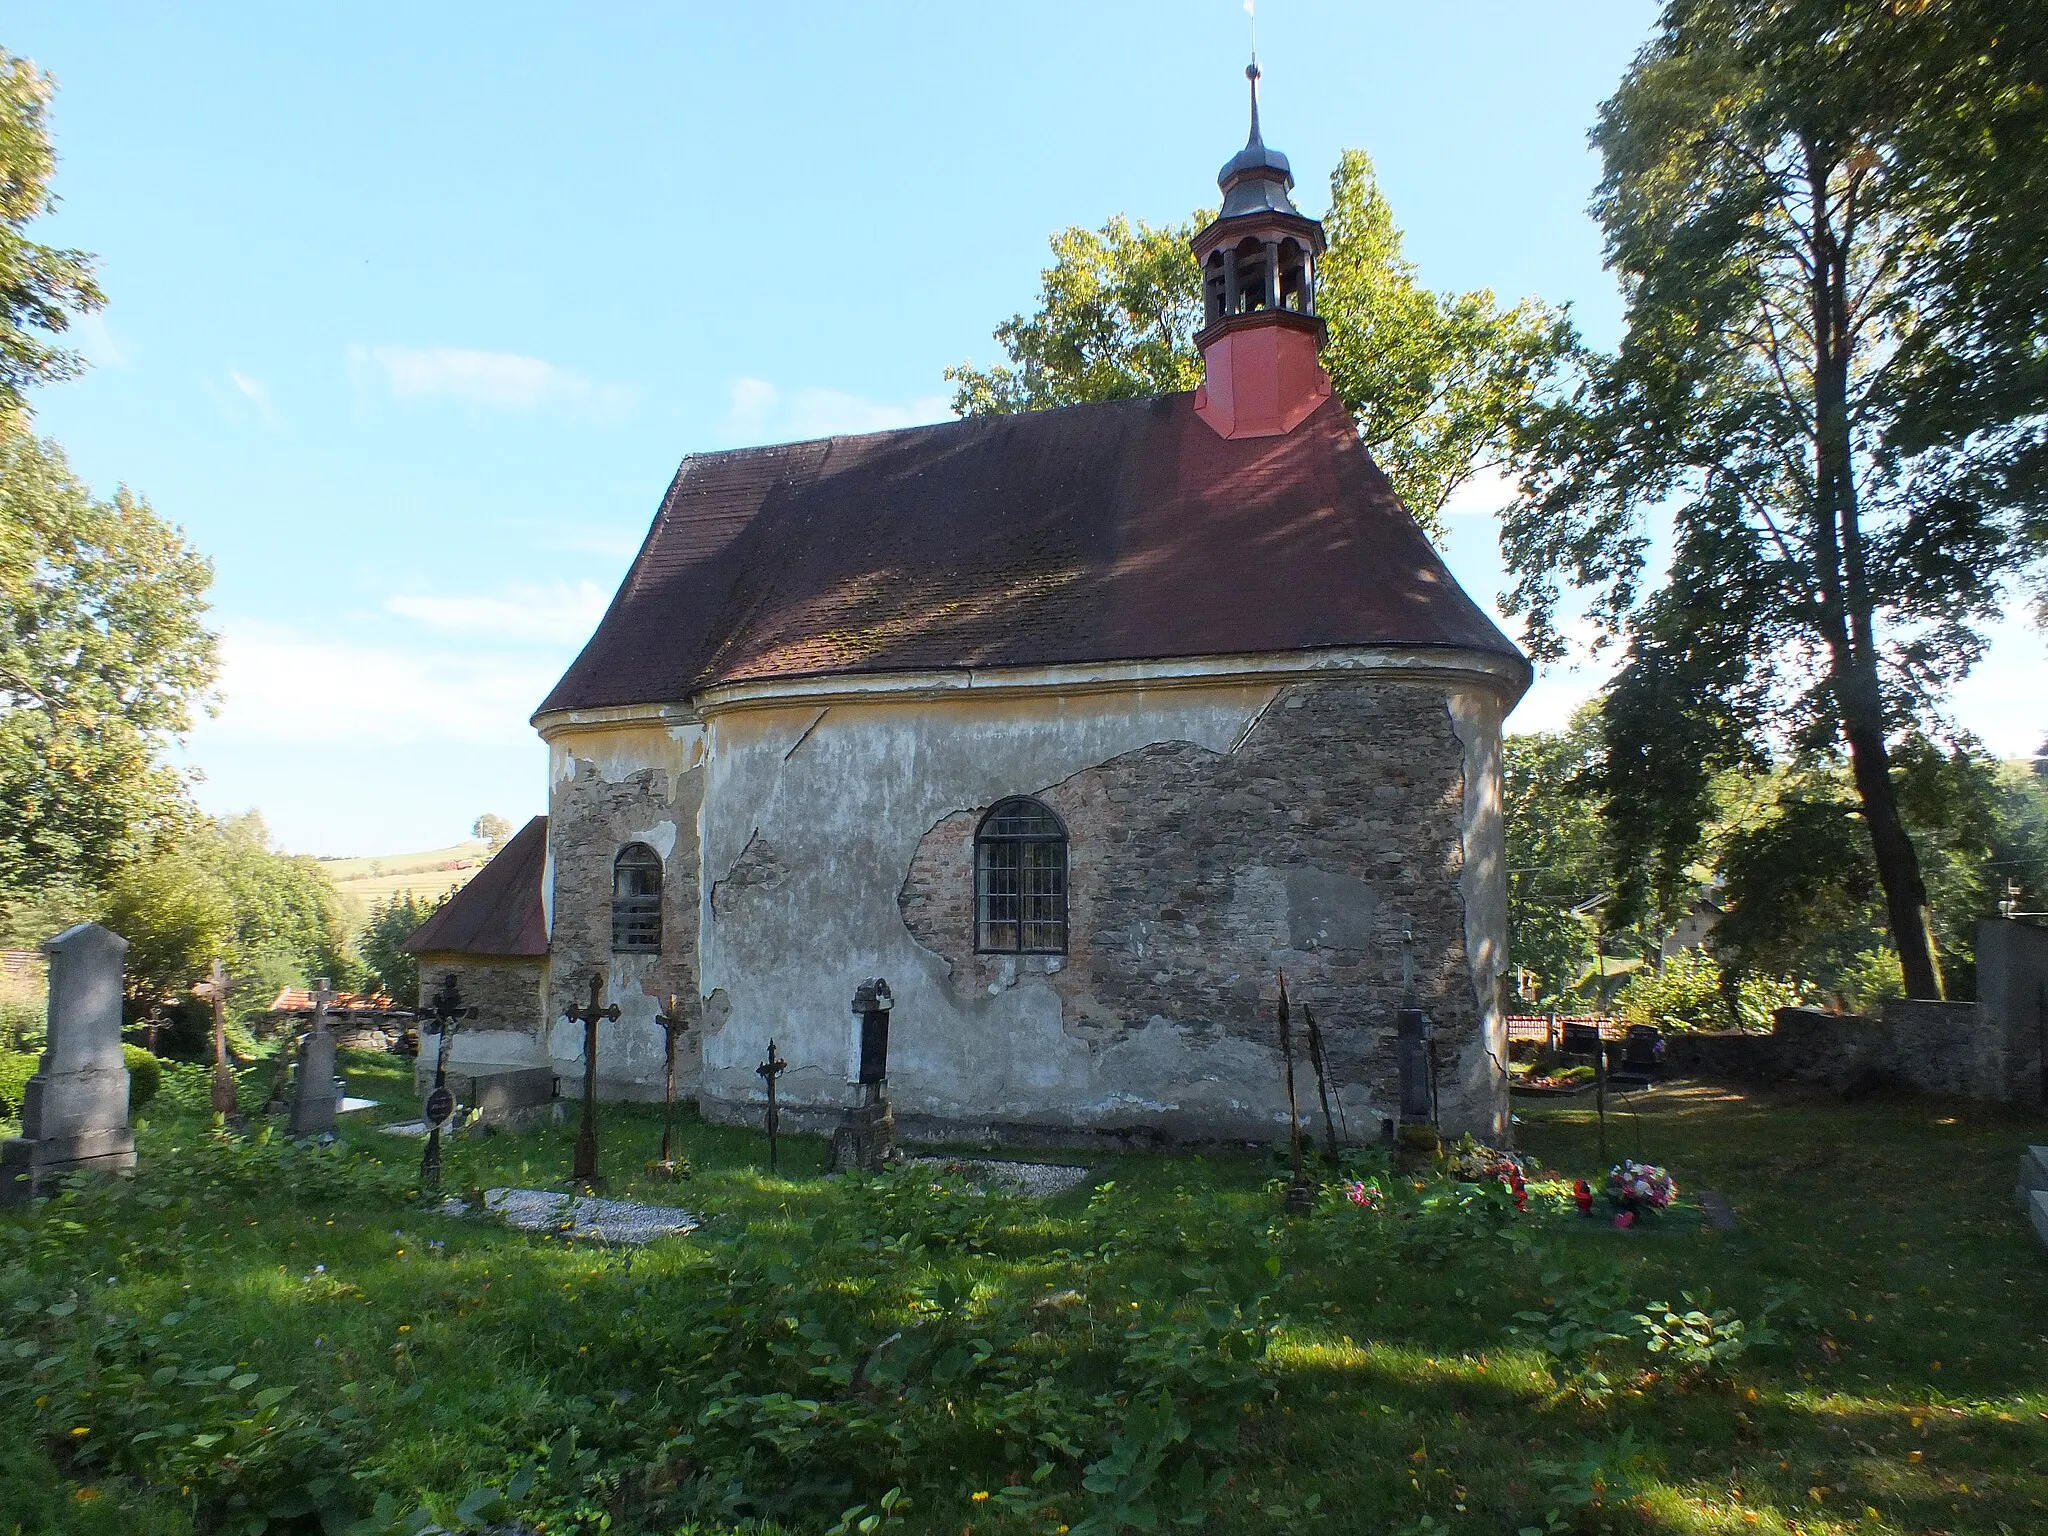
11, 2, 2045, 857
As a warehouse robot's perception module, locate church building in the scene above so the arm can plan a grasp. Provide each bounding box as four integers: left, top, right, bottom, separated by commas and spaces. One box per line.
407, 69, 1530, 1146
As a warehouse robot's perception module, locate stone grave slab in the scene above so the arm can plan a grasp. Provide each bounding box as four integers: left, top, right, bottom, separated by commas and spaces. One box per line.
907, 1157, 1093, 1199
2029, 1189, 2048, 1253
2015, 1146, 2048, 1211
482, 1187, 698, 1244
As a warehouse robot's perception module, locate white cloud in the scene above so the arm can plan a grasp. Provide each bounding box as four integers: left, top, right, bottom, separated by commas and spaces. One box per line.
228, 368, 279, 429
722, 376, 952, 444
384, 580, 613, 646
348, 343, 627, 415
203, 617, 562, 749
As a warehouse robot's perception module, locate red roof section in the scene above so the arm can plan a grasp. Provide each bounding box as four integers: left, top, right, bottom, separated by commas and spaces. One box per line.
538, 392, 1527, 716
400, 817, 549, 958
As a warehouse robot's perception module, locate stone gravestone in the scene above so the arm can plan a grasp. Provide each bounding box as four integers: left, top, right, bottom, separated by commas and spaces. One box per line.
1, 923, 136, 1203
289, 978, 339, 1137
830, 978, 896, 1172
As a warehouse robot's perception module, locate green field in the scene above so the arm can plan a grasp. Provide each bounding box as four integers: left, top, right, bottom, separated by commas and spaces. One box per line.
3, 1061, 2046, 1535
314, 841, 495, 910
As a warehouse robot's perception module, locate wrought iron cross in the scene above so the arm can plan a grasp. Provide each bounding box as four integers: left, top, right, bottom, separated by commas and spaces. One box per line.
757, 1038, 789, 1173
564, 974, 620, 1188
652, 994, 691, 1173
419, 972, 475, 1190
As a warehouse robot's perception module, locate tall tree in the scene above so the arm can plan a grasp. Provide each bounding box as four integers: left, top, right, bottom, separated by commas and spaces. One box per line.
0, 51, 103, 411
949, 152, 1571, 536
0, 422, 217, 891
1503, 0, 2048, 997
0, 49, 215, 895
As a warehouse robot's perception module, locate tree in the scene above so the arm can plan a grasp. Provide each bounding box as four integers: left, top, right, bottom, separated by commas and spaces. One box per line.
357, 891, 445, 1005
0, 51, 104, 412
1503, 710, 1609, 1005
1, 422, 218, 891
472, 813, 513, 848
1502, 0, 2048, 997
948, 152, 1572, 536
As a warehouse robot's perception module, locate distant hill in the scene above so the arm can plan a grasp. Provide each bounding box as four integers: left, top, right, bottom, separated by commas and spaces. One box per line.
319, 839, 496, 908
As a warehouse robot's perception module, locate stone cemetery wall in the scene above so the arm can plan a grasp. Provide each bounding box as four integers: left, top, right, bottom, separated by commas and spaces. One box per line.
1663, 925, 2048, 1106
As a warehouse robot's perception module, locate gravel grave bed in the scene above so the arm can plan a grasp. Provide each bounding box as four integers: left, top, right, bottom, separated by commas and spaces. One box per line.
907, 1157, 1094, 1199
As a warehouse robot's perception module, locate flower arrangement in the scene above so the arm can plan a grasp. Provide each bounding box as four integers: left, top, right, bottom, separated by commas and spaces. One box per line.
1342, 1179, 1382, 1210
1443, 1133, 1523, 1183
1605, 1159, 1678, 1225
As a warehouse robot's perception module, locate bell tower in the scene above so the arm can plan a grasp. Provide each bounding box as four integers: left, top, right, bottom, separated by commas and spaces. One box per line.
1190, 62, 1332, 440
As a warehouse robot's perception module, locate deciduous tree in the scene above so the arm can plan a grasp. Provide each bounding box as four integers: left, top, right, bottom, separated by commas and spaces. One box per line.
0, 51, 103, 410
1503, 0, 2048, 997
949, 152, 1571, 536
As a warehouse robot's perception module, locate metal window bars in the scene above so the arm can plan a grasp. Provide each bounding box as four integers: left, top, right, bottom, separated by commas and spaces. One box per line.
976, 799, 1067, 954
611, 844, 663, 952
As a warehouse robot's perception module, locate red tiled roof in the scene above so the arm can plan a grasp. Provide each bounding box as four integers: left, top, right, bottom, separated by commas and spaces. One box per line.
400, 817, 549, 958
537, 393, 1527, 716
267, 988, 404, 1013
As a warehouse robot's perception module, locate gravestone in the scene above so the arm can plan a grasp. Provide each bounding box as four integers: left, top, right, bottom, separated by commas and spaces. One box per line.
1, 924, 136, 1203
289, 978, 339, 1136
830, 978, 896, 1172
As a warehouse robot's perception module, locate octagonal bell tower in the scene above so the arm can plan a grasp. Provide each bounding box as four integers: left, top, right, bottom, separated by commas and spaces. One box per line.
1191, 62, 1333, 440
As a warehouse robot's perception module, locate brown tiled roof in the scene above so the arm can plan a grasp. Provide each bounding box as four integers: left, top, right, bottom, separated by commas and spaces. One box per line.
538, 393, 1526, 716
400, 817, 549, 958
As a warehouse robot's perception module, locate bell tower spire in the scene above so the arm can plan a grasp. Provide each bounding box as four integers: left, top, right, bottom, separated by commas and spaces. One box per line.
1190, 59, 1332, 439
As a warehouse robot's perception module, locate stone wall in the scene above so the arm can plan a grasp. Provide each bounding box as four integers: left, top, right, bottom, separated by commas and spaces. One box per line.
545, 724, 706, 1099
897, 680, 1489, 1135
412, 954, 547, 1071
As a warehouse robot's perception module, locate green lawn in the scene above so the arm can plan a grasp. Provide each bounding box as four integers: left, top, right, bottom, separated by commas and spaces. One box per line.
3, 1056, 2045, 1536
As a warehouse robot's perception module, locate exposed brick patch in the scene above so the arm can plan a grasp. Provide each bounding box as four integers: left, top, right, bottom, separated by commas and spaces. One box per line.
547, 761, 702, 1027
411, 956, 545, 1032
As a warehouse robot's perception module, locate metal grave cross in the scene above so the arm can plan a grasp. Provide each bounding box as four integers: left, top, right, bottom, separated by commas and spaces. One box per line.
199, 958, 239, 1121
757, 1038, 789, 1173
563, 974, 621, 1189
418, 972, 476, 1190
651, 994, 692, 1177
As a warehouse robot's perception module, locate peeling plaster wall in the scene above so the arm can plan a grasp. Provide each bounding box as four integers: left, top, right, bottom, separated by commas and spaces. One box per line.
692, 674, 1510, 1145
543, 722, 707, 1098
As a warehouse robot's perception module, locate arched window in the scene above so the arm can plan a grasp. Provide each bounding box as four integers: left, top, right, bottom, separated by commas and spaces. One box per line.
612, 844, 662, 953
976, 798, 1067, 954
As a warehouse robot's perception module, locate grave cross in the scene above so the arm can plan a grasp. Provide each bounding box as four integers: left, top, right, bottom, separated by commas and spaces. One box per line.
651, 994, 691, 1177
198, 958, 239, 1121
266, 976, 336, 1116
757, 1038, 788, 1173
563, 974, 620, 1190
418, 973, 476, 1190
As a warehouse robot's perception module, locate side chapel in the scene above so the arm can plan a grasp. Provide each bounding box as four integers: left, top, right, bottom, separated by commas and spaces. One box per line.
405, 68, 1531, 1145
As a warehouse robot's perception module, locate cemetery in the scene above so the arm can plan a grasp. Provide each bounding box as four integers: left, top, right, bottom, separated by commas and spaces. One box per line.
3, 923, 2048, 1534
4, 5, 2047, 1534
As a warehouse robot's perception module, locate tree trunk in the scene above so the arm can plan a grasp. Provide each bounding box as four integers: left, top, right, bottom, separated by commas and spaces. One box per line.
1805, 144, 1944, 1000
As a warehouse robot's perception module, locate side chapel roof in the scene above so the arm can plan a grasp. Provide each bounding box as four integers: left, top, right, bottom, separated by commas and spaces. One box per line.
538, 392, 1527, 717
401, 816, 549, 958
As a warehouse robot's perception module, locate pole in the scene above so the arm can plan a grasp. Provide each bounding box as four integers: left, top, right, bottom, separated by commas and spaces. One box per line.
1303, 1005, 1340, 1159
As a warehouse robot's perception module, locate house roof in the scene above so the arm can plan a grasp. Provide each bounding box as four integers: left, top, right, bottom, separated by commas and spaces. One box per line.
400, 816, 549, 958
537, 391, 1527, 717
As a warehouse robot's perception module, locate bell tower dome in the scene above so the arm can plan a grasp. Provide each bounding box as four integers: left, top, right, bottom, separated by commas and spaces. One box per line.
1190, 62, 1333, 440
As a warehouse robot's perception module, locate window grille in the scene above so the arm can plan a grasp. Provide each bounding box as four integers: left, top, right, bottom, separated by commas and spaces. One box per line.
612, 844, 662, 953
975, 798, 1067, 954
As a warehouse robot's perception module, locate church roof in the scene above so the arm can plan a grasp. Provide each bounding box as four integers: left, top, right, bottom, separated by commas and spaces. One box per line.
537, 391, 1527, 717
401, 816, 549, 958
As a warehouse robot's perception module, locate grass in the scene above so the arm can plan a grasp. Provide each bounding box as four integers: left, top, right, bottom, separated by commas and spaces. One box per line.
3, 1056, 2046, 1536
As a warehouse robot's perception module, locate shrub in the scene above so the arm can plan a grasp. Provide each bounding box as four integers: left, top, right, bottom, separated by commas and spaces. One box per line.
1834, 946, 1905, 1015
121, 1044, 161, 1112
0, 1049, 33, 1117
1616, 950, 1801, 1033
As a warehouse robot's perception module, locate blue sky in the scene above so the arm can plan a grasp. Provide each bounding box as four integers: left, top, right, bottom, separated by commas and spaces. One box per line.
12, 2, 2044, 855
